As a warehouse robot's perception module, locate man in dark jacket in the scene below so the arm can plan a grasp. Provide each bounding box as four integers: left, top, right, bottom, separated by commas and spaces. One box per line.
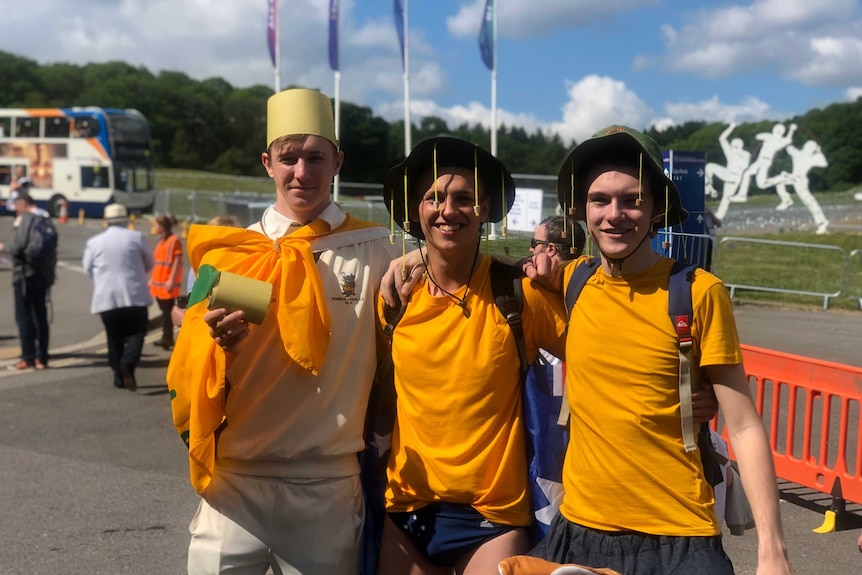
0, 193, 54, 370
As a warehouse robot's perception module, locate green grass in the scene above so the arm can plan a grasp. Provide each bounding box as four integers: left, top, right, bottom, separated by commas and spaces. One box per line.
156, 169, 273, 194
714, 232, 862, 310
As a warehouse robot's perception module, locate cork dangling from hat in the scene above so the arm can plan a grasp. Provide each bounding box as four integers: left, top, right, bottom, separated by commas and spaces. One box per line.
266, 88, 338, 148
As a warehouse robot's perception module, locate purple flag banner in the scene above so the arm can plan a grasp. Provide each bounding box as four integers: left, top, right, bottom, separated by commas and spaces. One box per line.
478, 0, 494, 70
393, 0, 405, 71
267, 0, 277, 68
328, 0, 339, 71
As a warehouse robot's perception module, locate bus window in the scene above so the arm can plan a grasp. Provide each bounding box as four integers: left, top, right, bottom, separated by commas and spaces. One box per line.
74, 117, 100, 138
0, 118, 10, 138
45, 117, 71, 138
14, 118, 39, 138
116, 169, 129, 191
0, 165, 11, 185
82, 166, 110, 188
134, 166, 153, 191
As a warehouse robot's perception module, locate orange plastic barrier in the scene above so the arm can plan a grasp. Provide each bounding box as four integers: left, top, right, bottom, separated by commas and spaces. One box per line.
720, 344, 862, 530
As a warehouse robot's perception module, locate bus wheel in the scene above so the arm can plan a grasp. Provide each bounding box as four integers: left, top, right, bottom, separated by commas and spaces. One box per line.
49, 195, 68, 218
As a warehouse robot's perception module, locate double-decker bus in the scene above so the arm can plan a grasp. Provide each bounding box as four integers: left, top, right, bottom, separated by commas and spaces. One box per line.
0, 107, 155, 217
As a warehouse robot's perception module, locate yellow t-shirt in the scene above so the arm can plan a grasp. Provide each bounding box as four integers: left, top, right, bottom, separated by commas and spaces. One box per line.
560, 256, 742, 536
381, 255, 567, 526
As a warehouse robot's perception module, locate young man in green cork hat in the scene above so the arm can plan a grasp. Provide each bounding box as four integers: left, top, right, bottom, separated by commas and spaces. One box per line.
524, 126, 794, 575
167, 88, 399, 574
374, 136, 569, 575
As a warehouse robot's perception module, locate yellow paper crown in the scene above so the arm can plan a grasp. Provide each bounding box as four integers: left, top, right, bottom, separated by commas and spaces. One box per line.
266, 88, 338, 148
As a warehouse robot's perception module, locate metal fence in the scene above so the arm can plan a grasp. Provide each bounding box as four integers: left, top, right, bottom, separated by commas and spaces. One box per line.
654, 231, 716, 272
716, 236, 849, 309
848, 249, 862, 309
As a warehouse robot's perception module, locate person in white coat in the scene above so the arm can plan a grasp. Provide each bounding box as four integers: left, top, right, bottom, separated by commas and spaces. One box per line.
83, 203, 154, 391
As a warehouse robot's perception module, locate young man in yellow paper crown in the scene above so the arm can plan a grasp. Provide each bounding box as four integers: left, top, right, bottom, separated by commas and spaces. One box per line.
168, 87, 398, 575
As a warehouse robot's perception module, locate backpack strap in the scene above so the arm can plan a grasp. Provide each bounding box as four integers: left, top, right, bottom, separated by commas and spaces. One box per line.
558, 258, 600, 426
668, 261, 699, 453
564, 258, 601, 318
490, 260, 529, 379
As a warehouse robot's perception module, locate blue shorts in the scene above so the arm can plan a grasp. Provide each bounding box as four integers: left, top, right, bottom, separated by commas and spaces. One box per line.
389, 503, 515, 566
530, 514, 734, 575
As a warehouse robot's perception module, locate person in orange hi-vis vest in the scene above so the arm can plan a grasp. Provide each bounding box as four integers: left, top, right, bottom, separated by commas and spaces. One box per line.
149, 214, 183, 350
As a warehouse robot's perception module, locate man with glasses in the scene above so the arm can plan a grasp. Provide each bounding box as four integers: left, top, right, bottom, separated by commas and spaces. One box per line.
529, 215, 585, 263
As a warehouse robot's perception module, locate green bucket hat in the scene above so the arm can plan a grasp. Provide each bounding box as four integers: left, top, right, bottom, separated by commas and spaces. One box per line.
382, 136, 515, 241
556, 125, 688, 226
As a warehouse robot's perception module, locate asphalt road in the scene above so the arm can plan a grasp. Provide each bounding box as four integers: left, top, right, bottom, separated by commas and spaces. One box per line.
0, 215, 861, 574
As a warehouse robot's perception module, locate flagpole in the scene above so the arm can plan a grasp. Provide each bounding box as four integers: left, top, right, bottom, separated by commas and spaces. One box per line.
274, 0, 280, 93
403, 0, 411, 156
333, 70, 341, 202
330, 0, 341, 202
488, 0, 499, 239
490, 0, 497, 158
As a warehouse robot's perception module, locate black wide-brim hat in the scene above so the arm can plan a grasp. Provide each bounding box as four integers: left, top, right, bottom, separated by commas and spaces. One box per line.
382, 136, 516, 241
556, 125, 688, 227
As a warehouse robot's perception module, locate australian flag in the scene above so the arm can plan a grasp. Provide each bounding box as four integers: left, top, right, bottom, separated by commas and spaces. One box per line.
523, 354, 568, 541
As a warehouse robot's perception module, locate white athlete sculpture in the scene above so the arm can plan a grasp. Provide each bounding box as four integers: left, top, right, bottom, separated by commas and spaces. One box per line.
709, 122, 830, 233
733, 122, 796, 204
774, 141, 830, 234
707, 123, 752, 220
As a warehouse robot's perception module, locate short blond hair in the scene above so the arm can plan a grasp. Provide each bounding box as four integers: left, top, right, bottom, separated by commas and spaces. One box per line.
207, 215, 241, 227
266, 134, 338, 156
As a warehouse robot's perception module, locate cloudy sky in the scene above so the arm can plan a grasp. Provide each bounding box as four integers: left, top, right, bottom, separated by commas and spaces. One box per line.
3, 0, 862, 144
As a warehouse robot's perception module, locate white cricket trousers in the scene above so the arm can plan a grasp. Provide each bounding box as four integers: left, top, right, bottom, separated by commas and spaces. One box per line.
187, 472, 364, 575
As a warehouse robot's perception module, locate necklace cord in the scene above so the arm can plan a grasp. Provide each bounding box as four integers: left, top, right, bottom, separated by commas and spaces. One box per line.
421, 242, 481, 317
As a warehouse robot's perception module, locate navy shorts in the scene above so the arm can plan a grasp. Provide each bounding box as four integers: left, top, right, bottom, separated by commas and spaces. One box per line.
389, 503, 515, 567
530, 514, 734, 575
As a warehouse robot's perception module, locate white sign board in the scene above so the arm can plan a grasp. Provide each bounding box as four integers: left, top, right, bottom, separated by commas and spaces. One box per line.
506, 187, 544, 232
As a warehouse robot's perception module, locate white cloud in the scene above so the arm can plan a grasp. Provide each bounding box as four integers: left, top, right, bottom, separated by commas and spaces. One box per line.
548, 75, 653, 145
0, 0, 448, 110
792, 36, 862, 86
375, 98, 547, 140
847, 87, 862, 101
383, 76, 786, 148
653, 96, 786, 130
446, 0, 659, 40
638, 0, 862, 85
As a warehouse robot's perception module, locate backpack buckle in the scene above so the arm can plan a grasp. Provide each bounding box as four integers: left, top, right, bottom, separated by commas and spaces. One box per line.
673, 314, 693, 351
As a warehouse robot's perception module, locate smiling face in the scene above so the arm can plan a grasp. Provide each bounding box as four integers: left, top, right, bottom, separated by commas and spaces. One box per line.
585, 163, 663, 274
261, 134, 343, 223
411, 166, 489, 255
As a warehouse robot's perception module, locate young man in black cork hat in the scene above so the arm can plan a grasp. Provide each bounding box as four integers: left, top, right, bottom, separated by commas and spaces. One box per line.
376, 136, 568, 575
526, 126, 794, 575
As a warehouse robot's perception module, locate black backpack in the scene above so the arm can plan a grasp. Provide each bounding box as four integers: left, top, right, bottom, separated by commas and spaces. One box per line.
25, 215, 58, 286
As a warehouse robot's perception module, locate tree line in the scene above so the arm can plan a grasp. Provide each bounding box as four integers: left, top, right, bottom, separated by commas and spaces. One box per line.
2, 50, 860, 193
